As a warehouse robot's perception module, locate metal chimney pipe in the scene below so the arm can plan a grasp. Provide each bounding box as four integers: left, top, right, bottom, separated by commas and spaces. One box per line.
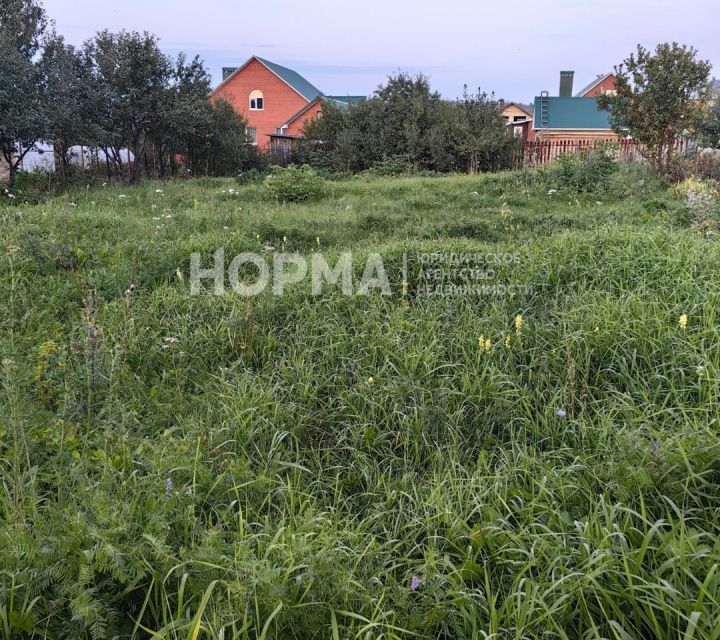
559, 71, 574, 97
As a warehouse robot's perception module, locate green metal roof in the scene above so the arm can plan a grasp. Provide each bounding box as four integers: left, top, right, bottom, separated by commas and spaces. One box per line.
255, 57, 323, 102
326, 95, 366, 105
533, 96, 612, 129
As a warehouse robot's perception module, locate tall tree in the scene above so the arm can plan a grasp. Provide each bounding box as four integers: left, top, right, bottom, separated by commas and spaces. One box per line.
85, 30, 171, 182
42, 35, 98, 177
597, 43, 712, 173
0, 0, 48, 185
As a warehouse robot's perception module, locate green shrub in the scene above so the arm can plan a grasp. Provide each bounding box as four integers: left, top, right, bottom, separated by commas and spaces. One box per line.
542, 145, 619, 195
235, 167, 268, 185
263, 164, 328, 202
369, 155, 413, 177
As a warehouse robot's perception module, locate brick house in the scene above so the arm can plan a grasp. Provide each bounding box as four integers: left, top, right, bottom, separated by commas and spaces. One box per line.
211, 56, 363, 152
575, 73, 617, 98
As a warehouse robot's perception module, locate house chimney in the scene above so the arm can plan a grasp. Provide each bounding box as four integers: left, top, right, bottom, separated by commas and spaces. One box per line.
559, 71, 574, 97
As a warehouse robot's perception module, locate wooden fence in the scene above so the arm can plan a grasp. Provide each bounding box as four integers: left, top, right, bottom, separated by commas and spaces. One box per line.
515, 138, 691, 168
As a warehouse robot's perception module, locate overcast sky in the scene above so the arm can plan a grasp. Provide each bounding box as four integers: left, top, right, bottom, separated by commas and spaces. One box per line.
42, 0, 720, 102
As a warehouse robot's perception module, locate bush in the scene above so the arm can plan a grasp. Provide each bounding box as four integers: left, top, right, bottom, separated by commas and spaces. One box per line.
672, 177, 720, 235
263, 164, 328, 202
235, 167, 269, 185
666, 151, 720, 184
369, 155, 414, 177
542, 145, 618, 195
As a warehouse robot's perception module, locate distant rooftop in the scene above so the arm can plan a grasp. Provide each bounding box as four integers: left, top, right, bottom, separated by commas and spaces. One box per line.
575, 72, 614, 97
220, 57, 361, 104
326, 95, 366, 105
533, 96, 612, 130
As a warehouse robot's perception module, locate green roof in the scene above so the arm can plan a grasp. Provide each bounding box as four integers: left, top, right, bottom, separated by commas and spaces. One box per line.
533, 96, 612, 130
326, 95, 366, 105
255, 57, 323, 102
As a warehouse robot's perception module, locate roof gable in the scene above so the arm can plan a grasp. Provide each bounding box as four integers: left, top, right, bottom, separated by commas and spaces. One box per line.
500, 102, 534, 117
575, 73, 614, 97
254, 57, 323, 101
533, 96, 612, 129
212, 56, 323, 102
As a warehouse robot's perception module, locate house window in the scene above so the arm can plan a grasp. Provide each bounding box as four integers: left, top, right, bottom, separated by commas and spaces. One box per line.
249, 90, 264, 110
502, 116, 509, 123
513, 115, 526, 122
246, 127, 257, 145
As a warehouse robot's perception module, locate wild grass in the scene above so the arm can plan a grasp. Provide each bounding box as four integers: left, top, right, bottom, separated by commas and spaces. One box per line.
1, 166, 719, 639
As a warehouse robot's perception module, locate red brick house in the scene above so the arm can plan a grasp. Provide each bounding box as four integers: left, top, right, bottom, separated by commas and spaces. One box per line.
575, 73, 616, 97
210, 55, 363, 152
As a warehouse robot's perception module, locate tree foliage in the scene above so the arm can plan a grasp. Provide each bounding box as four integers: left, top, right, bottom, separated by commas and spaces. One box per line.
298, 74, 517, 174
597, 43, 712, 173
0, 0, 48, 184
698, 98, 720, 148
1, 11, 260, 185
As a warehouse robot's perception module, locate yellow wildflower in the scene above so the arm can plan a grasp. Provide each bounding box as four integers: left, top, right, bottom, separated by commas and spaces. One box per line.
594, 326, 599, 334
367, 376, 374, 385
504, 335, 511, 349
515, 314, 523, 337
679, 314, 688, 330
484, 338, 491, 353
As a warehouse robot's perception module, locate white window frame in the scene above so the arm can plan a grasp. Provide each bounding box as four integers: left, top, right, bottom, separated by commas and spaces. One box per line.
249, 90, 264, 111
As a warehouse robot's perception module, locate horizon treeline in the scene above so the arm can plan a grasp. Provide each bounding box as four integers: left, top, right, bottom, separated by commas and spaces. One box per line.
1, 0, 518, 185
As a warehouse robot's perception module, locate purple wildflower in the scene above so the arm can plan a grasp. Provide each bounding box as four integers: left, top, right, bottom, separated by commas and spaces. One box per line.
556, 409, 566, 418
411, 575, 420, 592
165, 477, 173, 493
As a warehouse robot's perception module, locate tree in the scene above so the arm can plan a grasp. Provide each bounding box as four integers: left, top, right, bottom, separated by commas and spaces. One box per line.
597, 43, 712, 173
42, 35, 99, 177
300, 77, 517, 174
148, 53, 212, 178
85, 30, 171, 182
0, 0, 48, 185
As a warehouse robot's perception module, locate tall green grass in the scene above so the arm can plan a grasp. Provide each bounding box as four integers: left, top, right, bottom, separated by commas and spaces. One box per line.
1, 169, 719, 639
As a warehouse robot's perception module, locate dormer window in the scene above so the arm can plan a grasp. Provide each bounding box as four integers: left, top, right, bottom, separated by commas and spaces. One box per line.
249, 90, 264, 111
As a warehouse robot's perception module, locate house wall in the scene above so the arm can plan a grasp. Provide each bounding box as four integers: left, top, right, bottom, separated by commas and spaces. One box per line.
500, 104, 532, 124
582, 75, 617, 97
212, 58, 310, 150
509, 121, 536, 142
285, 101, 323, 136
535, 129, 622, 141
0, 159, 8, 183
502, 104, 535, 141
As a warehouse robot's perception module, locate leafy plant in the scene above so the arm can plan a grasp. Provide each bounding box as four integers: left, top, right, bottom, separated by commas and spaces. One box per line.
263, 164, 327, 202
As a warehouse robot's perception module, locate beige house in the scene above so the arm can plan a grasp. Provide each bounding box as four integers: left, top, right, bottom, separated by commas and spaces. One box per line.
500, 102, 533, 125
0, 160, 9, 183
500, 102, 535, 140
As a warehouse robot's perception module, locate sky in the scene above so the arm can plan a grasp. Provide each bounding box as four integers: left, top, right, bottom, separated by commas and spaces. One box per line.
42, 0, 720, 103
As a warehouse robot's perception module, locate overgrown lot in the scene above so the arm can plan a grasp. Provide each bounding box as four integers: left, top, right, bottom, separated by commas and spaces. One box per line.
1, 166, 720, 639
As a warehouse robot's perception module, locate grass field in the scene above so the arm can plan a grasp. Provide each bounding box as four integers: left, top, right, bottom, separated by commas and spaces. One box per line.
2, 167, 720, 639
